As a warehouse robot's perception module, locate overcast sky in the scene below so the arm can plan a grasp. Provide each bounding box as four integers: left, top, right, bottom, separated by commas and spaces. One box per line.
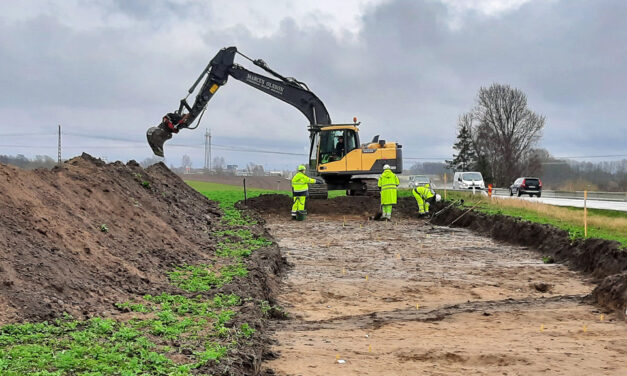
0, 0, 625, 170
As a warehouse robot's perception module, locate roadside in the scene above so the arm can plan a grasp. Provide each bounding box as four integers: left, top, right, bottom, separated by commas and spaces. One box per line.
433, 191, 627, 246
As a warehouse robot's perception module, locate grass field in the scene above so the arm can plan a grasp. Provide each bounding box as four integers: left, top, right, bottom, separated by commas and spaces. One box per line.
185, 181, 347, 200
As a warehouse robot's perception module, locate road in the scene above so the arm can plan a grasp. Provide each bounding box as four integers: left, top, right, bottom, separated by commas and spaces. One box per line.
440, 186, 627, 212
504, 195, 627, 212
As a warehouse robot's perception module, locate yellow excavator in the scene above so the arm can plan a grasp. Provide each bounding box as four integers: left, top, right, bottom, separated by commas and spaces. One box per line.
147, 46, 402, 198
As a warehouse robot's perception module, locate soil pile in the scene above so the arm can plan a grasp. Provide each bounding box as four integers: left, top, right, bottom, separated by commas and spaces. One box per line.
239, 193, 420, 218
0, 154, 225, 323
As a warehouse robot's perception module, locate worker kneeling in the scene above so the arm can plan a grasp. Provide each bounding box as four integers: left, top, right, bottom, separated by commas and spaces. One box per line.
412, 183, 441, 216
291, 164, 317, 220
378, 164, 399, 220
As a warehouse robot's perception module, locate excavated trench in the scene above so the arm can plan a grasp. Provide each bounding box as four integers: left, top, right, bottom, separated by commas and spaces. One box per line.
240, 194, 627, 375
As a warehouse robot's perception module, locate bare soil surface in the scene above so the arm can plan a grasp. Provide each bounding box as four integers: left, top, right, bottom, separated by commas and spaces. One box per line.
261, 215, 627, 375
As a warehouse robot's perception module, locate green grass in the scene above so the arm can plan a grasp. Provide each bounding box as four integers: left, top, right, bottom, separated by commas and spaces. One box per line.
439, 190, 627, 247
186, 180, 346, 202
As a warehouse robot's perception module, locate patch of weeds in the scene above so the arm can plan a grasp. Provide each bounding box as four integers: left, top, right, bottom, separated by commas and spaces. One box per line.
168, 263, 248, 292
0, 316, 198, 375
99, 224, 109, 233
542, 255, 555, 264
239, 323, 255, 338
194, 342, 228, 364
215, 229, 272, 258
115, 301, 151, 313
259, 300, 287, 319
142, 181, 151, 188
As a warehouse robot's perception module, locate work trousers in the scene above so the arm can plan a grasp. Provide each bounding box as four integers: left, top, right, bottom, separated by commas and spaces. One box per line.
292, 196, 306, 215
416, 196, 435, 214
381, 204, 393, 219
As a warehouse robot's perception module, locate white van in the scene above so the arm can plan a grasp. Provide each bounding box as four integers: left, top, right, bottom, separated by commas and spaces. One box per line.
453, 171, 485, 190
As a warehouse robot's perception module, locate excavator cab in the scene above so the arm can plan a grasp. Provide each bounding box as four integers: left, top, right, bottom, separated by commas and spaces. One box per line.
314, 126, 360, 172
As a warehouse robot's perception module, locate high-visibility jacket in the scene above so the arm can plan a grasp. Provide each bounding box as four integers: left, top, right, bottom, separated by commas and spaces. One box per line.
292, 172, 316, 196
413, 185, 434, 200
378, 169, 399, 204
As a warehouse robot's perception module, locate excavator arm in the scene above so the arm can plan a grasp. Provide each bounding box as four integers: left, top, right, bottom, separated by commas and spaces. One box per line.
147, 46, 331, 156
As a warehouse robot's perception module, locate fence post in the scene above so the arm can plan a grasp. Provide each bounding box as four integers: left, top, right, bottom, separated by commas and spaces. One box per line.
243, 178, 247, 204
584, 190, 587, 238
444, 173, 447, 200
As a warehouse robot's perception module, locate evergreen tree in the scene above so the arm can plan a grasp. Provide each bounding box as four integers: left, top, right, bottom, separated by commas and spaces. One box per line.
446, 114, 477, 171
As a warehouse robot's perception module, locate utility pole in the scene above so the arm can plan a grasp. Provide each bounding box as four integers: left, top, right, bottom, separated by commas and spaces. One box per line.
57, 125, 62, 165
204, 128, 212, 172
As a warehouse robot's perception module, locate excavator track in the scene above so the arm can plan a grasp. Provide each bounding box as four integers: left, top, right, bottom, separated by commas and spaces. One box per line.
309, 184, 329, 199
346, 178, 380, 198
363, 179, 381, 198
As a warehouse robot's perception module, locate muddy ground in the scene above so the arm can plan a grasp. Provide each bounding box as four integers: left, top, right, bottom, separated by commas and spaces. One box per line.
260, 215, 627, 375
245, 194, 627, 314
237, 194, 627, 375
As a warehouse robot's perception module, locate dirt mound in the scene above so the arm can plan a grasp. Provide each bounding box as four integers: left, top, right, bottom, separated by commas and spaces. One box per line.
0, 153, 226, 323
239, 194, 421, 218
591, 272, 627, 319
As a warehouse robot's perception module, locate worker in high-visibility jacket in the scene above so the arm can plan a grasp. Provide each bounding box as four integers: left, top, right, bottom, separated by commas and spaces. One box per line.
377, 164, 399, 220
291, 164, 316, 219
413, 183, 440, 215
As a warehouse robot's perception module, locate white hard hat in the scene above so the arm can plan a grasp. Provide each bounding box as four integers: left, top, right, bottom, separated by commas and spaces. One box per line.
383, 164, 391, 170
435, 194, 442, 202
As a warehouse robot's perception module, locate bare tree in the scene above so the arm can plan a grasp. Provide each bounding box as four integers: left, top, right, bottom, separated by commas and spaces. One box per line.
246, 162, 265, 176
472, 83, 545, 185
212, 156, 225, 173
181, 155, 192, 169
139, 156, 164, 168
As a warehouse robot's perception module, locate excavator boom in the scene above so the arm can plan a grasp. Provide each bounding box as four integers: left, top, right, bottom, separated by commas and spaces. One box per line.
147, 46, 330, 156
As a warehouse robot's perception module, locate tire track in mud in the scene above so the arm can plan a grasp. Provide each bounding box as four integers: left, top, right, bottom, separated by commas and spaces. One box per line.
262, 215, 627, 376
280, 294, 586, 332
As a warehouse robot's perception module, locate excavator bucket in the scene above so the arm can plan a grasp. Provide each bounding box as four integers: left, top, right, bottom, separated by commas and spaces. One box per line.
146, 123, 172, 157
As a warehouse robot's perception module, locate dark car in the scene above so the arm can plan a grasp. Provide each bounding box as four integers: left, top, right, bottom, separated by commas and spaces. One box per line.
510, 177, 542, 197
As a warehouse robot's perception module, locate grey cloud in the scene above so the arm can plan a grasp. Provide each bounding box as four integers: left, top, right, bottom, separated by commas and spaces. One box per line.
0, 0, 625, 167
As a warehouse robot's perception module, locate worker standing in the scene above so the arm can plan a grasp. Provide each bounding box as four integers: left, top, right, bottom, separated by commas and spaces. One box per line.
377, 164, 399, 220
291, 164, 316, 219
413, 183, 440, 216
